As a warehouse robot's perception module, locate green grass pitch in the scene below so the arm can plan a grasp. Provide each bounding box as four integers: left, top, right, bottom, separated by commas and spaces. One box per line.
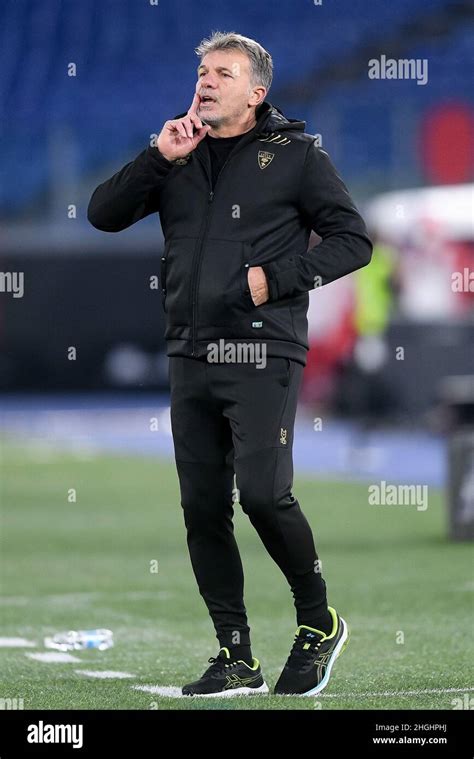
0, 440, 472, 710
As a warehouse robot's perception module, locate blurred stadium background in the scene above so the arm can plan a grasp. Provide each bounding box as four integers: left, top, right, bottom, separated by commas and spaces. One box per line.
1, 0, 473, 710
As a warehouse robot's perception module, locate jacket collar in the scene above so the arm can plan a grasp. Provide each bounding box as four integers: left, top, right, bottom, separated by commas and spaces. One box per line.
174, 101, 305, 185
254, 101, 306, 136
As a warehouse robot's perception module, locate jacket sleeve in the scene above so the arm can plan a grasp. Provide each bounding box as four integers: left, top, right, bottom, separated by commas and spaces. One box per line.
87, 145, 175, 232
262, 142, 373, 300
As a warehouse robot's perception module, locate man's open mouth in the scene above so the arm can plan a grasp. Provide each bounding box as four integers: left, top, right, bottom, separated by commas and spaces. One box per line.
200, 95, 216, 104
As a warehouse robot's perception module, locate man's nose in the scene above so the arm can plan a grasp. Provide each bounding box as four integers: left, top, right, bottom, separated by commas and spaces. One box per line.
199, 74, 217, 90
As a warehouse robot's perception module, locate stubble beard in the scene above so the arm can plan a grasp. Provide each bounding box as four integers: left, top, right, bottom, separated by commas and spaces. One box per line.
198, 111, 224, 129
198, 100, 249, 131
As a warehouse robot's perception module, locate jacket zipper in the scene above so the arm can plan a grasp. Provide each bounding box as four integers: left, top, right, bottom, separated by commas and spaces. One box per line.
189, 150, 242, 356
189, 119, 272, 357
190, 188, 215, 356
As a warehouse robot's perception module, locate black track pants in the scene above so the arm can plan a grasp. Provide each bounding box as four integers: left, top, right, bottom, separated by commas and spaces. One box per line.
168, 355, 329, 648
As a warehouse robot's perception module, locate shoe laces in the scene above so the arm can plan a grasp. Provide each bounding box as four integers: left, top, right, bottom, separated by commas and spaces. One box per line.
287, 631, 324, 667
205, 654, 238, 678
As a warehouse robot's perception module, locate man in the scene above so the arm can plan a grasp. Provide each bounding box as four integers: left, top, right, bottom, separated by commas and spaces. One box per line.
88, 31, 372, 697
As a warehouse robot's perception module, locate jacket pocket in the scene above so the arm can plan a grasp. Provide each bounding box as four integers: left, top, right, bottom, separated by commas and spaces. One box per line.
160, 237, 196, 326
197, 239, 254, 327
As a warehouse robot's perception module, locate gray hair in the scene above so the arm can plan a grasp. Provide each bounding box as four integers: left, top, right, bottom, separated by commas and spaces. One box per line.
195, 31, 273, 92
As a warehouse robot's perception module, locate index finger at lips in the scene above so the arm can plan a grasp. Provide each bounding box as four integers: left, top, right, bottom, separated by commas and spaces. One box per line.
188, 90, 201, 115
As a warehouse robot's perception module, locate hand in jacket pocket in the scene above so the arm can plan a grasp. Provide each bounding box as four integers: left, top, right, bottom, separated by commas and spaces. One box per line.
248, 266, 269, 306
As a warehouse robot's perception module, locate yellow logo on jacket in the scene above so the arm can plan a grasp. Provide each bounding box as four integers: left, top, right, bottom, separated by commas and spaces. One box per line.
258, 151, 275, 170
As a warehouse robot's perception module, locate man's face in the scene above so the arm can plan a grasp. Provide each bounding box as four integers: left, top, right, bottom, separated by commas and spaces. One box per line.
196, 50, 259, 128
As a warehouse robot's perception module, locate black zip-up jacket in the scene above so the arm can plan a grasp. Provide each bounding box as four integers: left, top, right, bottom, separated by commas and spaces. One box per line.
87, 101, 372, 366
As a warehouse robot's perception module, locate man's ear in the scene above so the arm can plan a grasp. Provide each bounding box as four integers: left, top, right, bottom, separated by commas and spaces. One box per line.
249, 86, 267, 107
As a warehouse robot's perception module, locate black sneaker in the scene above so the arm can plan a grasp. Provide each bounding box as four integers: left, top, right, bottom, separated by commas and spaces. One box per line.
274, 606, 350, 696
182, 646, 269, 697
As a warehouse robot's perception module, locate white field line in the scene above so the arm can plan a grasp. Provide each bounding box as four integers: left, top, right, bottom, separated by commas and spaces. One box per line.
134, 686, 186, 698
298, 686, 474, 699
26, 652, 81, 663
133, 685, 474, 699
0, 637, 36, 647
74, 670, 135, 679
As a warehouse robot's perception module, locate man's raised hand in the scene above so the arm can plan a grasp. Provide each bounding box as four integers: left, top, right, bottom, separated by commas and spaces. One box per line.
156, 91, 211, 162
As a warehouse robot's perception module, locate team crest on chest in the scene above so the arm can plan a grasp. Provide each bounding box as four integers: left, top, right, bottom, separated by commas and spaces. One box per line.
258, 150, 275, 170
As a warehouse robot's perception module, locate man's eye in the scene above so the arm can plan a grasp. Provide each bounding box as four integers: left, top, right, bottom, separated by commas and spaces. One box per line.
223, 73, 231, 78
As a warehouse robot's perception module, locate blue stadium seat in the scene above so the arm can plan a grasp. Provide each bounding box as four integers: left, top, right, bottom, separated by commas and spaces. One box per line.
0, 0, 472, 213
